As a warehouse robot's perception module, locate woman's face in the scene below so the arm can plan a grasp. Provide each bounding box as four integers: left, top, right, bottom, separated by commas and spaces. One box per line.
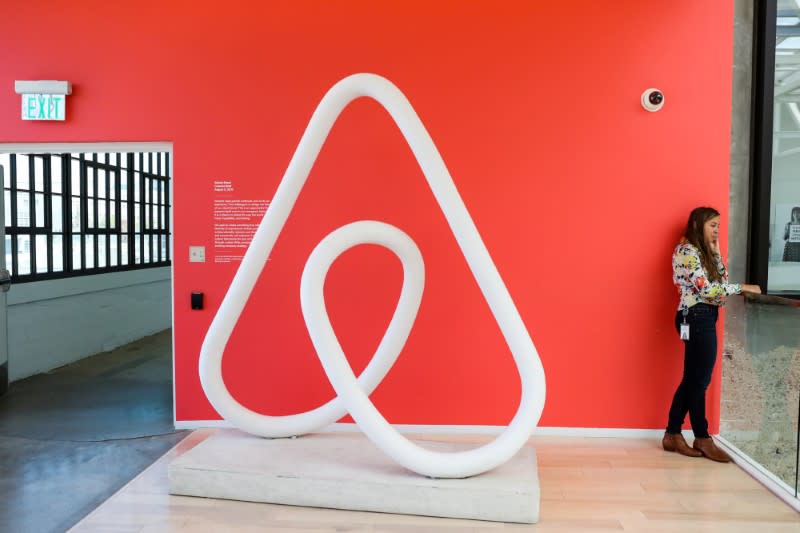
703, 216, 720, 245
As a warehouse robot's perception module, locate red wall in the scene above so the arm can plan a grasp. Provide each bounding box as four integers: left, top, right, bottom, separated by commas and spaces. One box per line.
0, 1, 735, 432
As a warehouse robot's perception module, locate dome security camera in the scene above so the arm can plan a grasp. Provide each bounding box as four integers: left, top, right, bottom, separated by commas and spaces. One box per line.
641, 88, 664, 112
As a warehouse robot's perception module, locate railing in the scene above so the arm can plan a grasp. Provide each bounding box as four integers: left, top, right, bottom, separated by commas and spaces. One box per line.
720, 292, 800, 506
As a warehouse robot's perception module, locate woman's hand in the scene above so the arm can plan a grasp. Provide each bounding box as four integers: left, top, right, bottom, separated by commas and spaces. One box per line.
741, 284, 762, 294
709, 239, 721, 256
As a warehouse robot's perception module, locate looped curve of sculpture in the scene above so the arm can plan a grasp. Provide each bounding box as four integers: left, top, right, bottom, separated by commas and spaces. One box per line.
199, 73, 546, 478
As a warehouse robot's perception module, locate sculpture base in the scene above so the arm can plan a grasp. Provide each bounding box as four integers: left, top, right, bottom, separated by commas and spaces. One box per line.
168, 430, 539, 523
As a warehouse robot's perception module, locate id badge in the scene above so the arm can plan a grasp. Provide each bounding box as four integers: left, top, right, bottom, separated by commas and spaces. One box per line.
680, 323, 690, 340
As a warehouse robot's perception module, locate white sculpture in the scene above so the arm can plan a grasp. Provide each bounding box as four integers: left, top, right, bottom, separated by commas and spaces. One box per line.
199, 73, 546, 478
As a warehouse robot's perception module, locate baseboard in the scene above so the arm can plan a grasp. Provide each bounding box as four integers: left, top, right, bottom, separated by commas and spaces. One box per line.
173, 420, 683, 439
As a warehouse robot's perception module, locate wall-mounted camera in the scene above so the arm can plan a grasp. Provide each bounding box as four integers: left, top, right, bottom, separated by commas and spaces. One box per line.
641, 88, 664, 112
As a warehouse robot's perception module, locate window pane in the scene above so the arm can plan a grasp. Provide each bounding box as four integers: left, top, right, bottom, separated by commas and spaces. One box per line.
16, 155, 29, 190
17, 235, 30, 275
17, 192, 30, 227
98, 235, 106, 268
0, 153, 9, 187
51, 155, 62, 193
143, 153, 150, 173
72, 235, 82, 270
134, 203, 140, 232
133, 153, 140, 172
109, 172, 116, 200
5, 235, 11, 275
98, 202, 106, 229
71, 198, 81, 232
85, 234, 94, 269
34, 193, 45, 227
71, 155, 81, 194
110, 235, 118, 267
161, 234, 168, 261
98, 168, 106, 198
121, 175, 128, 201
144, 234, 151, 263
87, 200, 94, 228
121, 201, 128, 231
134, 234, 141, 264
35, 234, 47, 273
52, 235, 63, 272
52, 195, 63, 232
121, 234, 129, 265
4, 191, 10, 227
34, 157, 44, 192
87, 166, 94, 197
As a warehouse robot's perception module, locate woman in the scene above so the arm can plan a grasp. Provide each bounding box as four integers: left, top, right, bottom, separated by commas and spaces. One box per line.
782, 206, 800, 262
663, 207, 761, 462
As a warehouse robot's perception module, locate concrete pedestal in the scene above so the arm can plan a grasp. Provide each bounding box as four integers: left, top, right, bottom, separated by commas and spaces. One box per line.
168, 430, 539, 523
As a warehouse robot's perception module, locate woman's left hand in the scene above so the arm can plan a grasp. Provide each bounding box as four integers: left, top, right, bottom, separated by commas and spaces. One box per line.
709, 239, 720, 256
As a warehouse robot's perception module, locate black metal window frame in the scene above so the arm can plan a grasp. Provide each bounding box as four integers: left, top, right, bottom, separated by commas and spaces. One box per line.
1, 150, 171, 282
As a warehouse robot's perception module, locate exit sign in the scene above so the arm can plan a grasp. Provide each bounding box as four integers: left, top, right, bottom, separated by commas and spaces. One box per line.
21, 93, 66, 121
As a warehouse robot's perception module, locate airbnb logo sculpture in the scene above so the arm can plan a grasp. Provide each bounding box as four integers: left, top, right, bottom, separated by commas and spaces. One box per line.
199, 73, 546, 479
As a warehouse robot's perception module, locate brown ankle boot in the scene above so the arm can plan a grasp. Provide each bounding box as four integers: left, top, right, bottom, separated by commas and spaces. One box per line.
693, 437, 732, 462
662, 432, 703, 457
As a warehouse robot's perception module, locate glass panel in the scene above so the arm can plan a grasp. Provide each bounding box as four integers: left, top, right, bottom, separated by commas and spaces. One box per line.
121, 234, 129, 265
35, 234, 47, 273
87, 165, 94, 197
51, 155, 62, 193
34, 193, 45, 227
720, 293, 800, 495
85, 234, 94, 269
17, 192, 30, 227
71, 154, 81, 194
121, 174, 128, 201
4, 235, 11, 276
133, 153, 140, 172
161, 234, 168, 261
134, 173, 140, 201
97, 235, 106, 268
34, 157, 44, 191
144, 177, 150, 203
109, 171, 116, 200
769, 2, 800, 293
134, 234, 141, 264
4, 191, 10, 227
98, 168, 106, 198
0, 153, 9, 187
144, 234, 151, 263
52, 235, 63, 272
121, 201, 128, 232
143, 153, 150, 173
72, 235, 82, 270
98, 202, 106, 229
110, 234, 118, 267
134, 203, 140, 232
71, 198, 81, 232
17, 235, 30, 275
16, 155, 29, 190
87, 200, 94, 228
52, 195, 63, 232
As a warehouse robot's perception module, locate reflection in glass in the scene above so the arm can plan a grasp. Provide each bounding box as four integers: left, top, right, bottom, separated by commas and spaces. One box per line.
98, 235, 106, 268
71, 198, 81, 232
121, 235, 128, 265
85, 235, 94, 269
110, 235, 118, 267
72, 235, 82, 270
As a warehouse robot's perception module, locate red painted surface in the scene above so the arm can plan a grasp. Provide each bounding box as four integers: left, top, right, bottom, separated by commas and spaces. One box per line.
0, 1, 734, 432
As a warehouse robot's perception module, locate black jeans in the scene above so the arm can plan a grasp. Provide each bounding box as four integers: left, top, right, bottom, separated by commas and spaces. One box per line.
666, 303, 719, 438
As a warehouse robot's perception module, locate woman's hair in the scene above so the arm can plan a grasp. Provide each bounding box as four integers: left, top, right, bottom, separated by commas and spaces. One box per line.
684, 206, 722, 282
792, 206, 800, 222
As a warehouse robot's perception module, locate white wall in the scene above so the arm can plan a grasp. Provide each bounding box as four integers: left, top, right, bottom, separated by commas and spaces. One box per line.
7, 267, 171, 381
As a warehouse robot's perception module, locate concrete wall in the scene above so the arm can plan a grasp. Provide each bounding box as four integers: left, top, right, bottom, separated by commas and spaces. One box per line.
7, 267, 171, 381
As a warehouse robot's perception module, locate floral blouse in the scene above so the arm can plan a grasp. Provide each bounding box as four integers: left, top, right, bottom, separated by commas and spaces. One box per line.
672, 239, 741, 311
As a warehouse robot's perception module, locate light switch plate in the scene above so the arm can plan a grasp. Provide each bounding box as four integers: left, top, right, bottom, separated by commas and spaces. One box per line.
189, 246, 205, 263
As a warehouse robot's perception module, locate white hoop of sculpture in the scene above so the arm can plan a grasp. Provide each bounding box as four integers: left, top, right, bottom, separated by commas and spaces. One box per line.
199, 73, 546, 479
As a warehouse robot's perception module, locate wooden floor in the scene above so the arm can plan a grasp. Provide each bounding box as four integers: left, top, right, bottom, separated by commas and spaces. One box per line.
69, 430, 800, 532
